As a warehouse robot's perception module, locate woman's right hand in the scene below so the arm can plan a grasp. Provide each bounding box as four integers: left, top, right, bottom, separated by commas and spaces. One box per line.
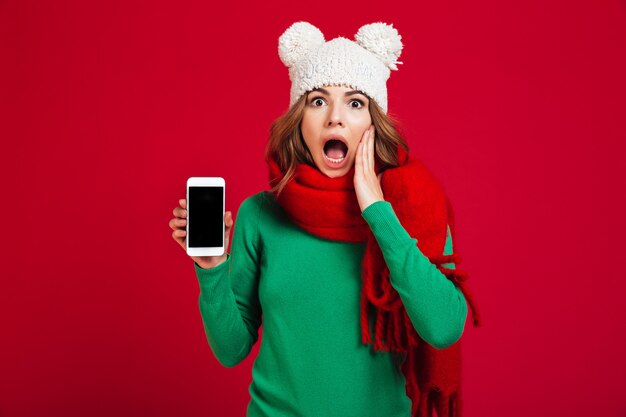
170, 198, 233, 269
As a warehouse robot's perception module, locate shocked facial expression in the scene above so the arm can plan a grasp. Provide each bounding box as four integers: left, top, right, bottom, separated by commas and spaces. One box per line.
300, 85, 372, 178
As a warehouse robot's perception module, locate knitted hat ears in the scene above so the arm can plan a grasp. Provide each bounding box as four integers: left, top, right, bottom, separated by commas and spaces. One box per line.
278, 21, 403, 113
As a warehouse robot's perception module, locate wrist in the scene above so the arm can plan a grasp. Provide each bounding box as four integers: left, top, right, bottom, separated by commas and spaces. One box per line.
361, 198, 385, 213
196, 254, 228, 270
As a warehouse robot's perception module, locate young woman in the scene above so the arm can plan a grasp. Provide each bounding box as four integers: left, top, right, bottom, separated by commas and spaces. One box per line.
169, 22, 480, 417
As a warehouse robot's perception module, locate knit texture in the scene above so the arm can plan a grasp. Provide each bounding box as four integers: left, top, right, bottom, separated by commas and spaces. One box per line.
195, 192, 465, 416
267, 146, 482, 417
278, 22, 403, 112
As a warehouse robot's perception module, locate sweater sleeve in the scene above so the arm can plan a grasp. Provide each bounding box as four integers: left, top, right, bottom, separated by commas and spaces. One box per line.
194, 195, 263, 368
361, 201, 468, 350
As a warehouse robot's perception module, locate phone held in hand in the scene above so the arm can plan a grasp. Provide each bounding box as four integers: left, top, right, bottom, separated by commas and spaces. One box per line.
186, 177, 225, 257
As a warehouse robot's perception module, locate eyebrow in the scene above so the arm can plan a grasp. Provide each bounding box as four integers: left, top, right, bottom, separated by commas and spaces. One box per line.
310, 87, 368, 98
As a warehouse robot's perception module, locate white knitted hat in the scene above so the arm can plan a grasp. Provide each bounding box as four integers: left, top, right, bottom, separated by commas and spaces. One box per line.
278, 21, 403, 113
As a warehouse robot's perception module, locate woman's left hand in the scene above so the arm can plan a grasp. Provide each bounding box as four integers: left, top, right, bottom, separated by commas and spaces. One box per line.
354, 125, 384, 212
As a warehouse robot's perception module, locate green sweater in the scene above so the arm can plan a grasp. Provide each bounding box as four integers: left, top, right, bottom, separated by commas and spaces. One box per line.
195, 191, 468, 417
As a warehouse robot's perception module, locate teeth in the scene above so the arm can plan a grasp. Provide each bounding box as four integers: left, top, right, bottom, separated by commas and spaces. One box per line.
324, 154, 345, 164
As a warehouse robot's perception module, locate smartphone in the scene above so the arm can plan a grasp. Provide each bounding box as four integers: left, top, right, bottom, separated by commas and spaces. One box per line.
186, 177, 225, 257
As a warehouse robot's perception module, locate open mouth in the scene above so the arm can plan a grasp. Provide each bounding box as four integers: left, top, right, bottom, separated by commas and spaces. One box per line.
323, 139, 348, 163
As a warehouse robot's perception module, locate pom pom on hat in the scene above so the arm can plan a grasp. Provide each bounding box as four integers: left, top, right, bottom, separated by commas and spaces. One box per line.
355, 22, 403, 70
277, 21, 404, 112
278, 21, 325, 68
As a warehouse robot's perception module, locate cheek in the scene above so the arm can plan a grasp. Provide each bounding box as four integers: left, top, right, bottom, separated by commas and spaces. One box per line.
348, 141, 360, 159
301, 114, 324, 148
349, 123, 372, 156
352, 113, 372, 129
347, 113, 372, 139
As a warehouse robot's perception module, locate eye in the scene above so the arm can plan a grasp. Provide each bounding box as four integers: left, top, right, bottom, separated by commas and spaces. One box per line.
311, 97, 326, 107
350, 99, 364, 109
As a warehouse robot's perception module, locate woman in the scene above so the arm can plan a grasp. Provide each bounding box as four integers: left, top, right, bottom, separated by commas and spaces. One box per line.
169, 22, 480, 417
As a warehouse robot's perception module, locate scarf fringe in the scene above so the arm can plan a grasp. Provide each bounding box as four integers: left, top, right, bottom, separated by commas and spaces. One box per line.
361, 252, 482, 353
360, 250, 478, 417
430, 254, 482, 328
269, 149, 478, 417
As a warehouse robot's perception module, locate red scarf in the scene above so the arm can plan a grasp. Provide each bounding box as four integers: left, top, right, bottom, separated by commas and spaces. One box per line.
267, 146, 482, 417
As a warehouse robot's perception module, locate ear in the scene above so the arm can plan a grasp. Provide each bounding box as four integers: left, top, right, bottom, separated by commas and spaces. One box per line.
278, 21, 325, 68
354, 22, 403, 70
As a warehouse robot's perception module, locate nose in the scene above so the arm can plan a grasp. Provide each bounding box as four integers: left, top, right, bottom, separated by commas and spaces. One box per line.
326, 103, 344, 127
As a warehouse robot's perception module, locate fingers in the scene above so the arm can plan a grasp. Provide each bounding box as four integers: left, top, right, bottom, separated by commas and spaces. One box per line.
367, 126, 375, 172
359, 125, 375, 175
173, 206, 187, 219
170, 199, 187, 248
355, 139, 363, 173
355, 126, 377, 186
173, 198, 187, 218
171, 199, 188, 249
169, 217, 187, 230
224, 211, 233, 229
362, 127, 370, 173
171, 228, 186, 251
171, 208, 232, 231
171, 200, 232, 255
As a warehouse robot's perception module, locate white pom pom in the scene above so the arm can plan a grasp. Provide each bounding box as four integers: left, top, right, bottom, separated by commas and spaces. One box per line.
354, 22, 403, 70
278, 22, 325, 68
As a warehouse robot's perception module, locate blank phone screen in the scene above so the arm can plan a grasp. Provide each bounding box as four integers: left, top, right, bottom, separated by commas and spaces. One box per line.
188, 186, 224, 248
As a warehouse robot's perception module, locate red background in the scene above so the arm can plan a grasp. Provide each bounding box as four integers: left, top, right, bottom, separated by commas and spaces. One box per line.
1, 0, 625, 416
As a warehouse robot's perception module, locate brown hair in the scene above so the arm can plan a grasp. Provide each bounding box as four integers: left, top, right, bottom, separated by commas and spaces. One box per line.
265, 92, 409, 196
